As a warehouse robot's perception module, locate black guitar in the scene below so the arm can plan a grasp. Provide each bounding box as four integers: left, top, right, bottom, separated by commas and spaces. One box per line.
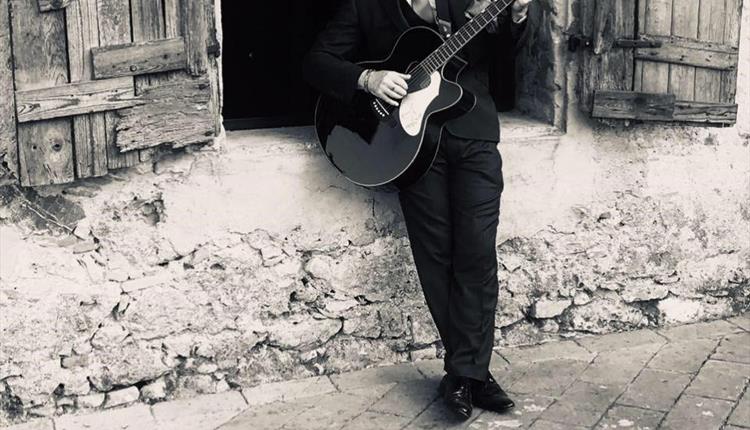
314, 0, 515, 190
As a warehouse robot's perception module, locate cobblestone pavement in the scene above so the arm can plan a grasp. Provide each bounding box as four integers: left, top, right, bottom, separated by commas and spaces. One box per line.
6, 315, 749, 430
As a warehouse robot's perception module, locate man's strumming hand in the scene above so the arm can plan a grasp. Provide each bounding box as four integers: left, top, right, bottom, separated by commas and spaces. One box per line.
511, 0, 532, 23
359, 70, 411, 107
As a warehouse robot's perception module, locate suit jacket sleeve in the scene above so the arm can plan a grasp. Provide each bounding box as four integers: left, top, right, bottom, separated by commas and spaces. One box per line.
302, 0, 365, 104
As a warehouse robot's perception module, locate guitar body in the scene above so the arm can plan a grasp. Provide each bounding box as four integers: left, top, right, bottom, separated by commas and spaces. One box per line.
314, 26, 476, 191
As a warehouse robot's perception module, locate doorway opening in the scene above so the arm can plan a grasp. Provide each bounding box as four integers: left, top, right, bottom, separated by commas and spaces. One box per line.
221, 1, 344, 130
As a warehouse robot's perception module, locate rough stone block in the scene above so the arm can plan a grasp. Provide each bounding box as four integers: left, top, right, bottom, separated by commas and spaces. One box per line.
660, 394, 734, 430
576, 329, 666, 352
330, 363, 424, 392
619, 369, 692, 411
531, 298, 571, 319
104, 387, 140, 409
684, 360, 750, 400
140, 377, 168, 402
647, 339, 719, 373
55, 405, 157, 430
595, 404, 665, 430
539, 381, 623, 427
77, 393, 105, 409
657, 319, 741, 341
241, 375, 337, 406
2, 419, 54, 430
152, 391, 248, 430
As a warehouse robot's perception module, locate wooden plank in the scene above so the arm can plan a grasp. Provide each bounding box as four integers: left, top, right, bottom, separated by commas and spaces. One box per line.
205, 0, 222, 135
0, 0, 19, 184
592, 90, 676, 120
635, 43, 738, 70
668, 0, 700, 101
114, 76, 215, 151
16, 78, 141, 122
66, 0, 108, 178
579, 0, 637, 111
673, 101, 737, 123
720, 0, 742, 104
181, 0, 208, 76
11, 0, 74, 186
640, 0, 672, 93
37, 0, 70, 12
91, 38, 187, 79
695, 0, 726, 102
98, 0, 140, 169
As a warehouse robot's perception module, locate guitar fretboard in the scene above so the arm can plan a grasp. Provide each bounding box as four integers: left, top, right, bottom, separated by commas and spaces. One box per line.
418, 0, 515, 74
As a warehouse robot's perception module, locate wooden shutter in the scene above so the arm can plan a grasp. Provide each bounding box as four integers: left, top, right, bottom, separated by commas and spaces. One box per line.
1, 0, 220, 187
579, 0, 743, 125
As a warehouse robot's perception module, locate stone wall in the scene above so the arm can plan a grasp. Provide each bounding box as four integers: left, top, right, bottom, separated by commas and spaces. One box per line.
1, 3, 749, 427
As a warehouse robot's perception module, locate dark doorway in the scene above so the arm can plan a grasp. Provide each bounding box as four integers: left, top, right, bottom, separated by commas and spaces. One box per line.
221, 1, 343, 130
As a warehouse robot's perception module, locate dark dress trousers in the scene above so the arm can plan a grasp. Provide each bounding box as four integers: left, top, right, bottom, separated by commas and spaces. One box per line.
302, 0, 527, 381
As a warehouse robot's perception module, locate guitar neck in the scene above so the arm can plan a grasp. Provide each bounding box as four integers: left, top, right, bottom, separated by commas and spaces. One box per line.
419, 0, 515, 73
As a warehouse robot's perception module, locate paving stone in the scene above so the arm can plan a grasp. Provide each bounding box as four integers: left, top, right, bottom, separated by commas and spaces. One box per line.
647, 338, 719, 374
657, 320, 741, 341
414, 359, 445, 381
498, 340, 595, 364
152, 391, 248, 430
528, 420, 586, 429
595, 404, 665, 430
725, 426, 749, 430
728, 389, 750, 427
340, 411, 412, 430
331, 363, 424, 391
660, 394, 734, 430
684, 360, 750, 401
279, 389, 391, 430
368, 379, 438, 418
539, 381, 623, 427
2, 419, 54, 430
403, 399, 479, 429
580, 343, 661, 386
712, 333, 750, 364
619, 369, 692, 411
241, 375, 337, 406
728, 314, 750, 331
508, 359, 589, 397
218, 401, 312, 430
469, 393, 555, 429
576, 329, 666, 352
55, 405, 158, 430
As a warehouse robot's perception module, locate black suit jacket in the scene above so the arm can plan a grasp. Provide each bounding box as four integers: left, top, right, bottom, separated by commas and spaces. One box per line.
302, 0, 528, 142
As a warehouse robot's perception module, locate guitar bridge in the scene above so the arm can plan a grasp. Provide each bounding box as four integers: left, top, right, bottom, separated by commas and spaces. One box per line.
371, 99, 390, 120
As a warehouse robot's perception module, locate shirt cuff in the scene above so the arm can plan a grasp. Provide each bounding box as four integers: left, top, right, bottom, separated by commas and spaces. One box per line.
511, 8, 528, 24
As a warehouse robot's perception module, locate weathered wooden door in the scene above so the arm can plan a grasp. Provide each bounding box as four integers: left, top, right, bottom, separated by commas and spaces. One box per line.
579, 0, 743, 124
0, 0, 220, 187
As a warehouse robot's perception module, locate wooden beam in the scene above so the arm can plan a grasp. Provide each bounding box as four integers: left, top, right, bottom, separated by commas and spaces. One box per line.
695, 0, 728, 102
592, 90, 675, 120
673, 101, 737, 124
37, 0, 70, 12
91, 38, 187, 79
98, 0, 140, 169
635, 43, 739, 71
0, 0, 19, 184
114, 77, 214, 152
11, 0, 74, 186
66, 0, 109, 178
16, 77, 141, 123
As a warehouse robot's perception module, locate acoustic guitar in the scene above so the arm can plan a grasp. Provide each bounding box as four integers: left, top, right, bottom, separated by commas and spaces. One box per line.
314, 0, 515, 191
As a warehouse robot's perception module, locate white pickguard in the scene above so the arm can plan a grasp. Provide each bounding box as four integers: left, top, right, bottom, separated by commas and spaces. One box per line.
399, 71, 441, 136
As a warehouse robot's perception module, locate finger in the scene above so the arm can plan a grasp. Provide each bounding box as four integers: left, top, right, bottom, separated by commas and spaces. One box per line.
392, 86, 407, 97
384, 87, 405, 100
391, 77, 409, 91
397, 73, 412, 80
380, 94, 399, 106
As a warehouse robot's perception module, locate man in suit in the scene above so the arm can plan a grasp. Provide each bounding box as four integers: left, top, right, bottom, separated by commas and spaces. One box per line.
303, 0, 531, 420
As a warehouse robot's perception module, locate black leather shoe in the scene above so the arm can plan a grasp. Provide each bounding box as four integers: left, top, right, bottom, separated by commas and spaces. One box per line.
472, 373, 515, 413
441, 374, 473, 420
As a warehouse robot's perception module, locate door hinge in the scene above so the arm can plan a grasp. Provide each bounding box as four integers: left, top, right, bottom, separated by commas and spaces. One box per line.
568, 34, 592, 52
568, 35, 663, 52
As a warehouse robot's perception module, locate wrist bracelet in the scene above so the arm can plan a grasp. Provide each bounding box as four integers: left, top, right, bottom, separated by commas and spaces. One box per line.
363, 69, 373, 94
